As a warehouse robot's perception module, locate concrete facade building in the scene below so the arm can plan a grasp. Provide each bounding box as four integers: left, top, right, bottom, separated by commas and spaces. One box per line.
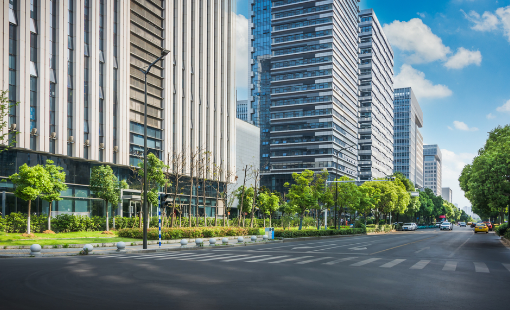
0, 0, 236, 217
251, 0, 360, 192
441, 187, 452, 204
393, 87, 423, 188
236, 100, 254, 124
423, 145, 442, 196
357, 9, 394, 181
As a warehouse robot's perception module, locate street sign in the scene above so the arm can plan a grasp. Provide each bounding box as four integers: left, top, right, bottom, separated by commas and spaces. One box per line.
265, 227, 274, 239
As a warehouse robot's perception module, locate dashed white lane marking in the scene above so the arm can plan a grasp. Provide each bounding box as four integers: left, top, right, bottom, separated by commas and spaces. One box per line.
296, 257, 332, 264
474, 262, 489, 273
410, 260, 431, 270
223, 255, 269, 262
380, 259, 406, 268
443, 261, 457, 271
322, 257, 357, 265
503, 263, 510, 272
269, 256, 313, 264
350, 258, 381, 267
245, 255, 288, 262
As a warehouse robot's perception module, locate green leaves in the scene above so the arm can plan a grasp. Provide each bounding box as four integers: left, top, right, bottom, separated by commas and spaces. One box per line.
40, 160, 68, 204
136, 153, 170, 206
90, 165, 124, 207
9, 164, 53, 202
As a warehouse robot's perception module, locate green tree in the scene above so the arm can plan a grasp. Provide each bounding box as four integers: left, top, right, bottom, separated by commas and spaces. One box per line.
136, 153, 170, 225
393, 178, 411, 223
235, 186, 254, 226
40, 160, 67, 231
258, 192, 280, 227
364, 180, 397, 224
311, 170, 333, 228
418, 191, 434, 223
394, 172, 419, 220
8, 164, 52, 234
90, 165, 128, 231
331, 176, 360, 227
284, 170, 317, 230
356, 183, 381, 225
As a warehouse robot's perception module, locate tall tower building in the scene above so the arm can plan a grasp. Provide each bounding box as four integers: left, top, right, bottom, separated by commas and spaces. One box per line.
251, 0, 360, 192
424, 145, 442, 196
393, 87, 423, 188
357, 9, 394, 181
0, 0, 236, 217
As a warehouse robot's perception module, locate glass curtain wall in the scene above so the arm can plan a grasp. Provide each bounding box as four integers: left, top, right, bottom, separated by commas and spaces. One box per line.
112, 0, 119, 163
83, 0, 90, 158
49, 0, 57, 154
98, 0, 105, 162
29, 0, 38, 150
67, 0, 74, 156
8, 0, 18, 146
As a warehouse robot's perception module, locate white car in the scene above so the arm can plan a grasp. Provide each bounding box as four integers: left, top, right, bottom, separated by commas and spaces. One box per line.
402, 223, 417, 231
440, 222, 453, 230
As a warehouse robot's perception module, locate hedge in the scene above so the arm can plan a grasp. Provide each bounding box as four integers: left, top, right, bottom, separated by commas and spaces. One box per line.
496, 223, 508, 237
117, 227, 260, 240
274, 228, 364, 238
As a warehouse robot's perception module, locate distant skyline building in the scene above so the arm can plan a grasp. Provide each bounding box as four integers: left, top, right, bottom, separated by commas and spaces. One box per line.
393, 87, 424, 188
236, 100, 252, 123
251, 0, 360, 192
357, 9, 394, 181
442, 187, 452, 204
423, 145, 442, 196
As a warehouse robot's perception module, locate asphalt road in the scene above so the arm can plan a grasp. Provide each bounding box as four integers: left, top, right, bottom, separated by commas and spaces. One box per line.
1, 226, 508, 310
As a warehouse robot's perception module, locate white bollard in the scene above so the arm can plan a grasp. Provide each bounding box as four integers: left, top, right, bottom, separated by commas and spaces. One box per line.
180, 239, 188, 248
222, 237, 229, 245
251, 236, 257, 242
237, 237, 244, 243
195, 238, 203, 247
116, 242, 126, 252
30, 244, 42, 256
209, 238, 216, 246
83, 244, 93, 255
262, 235, 268, 241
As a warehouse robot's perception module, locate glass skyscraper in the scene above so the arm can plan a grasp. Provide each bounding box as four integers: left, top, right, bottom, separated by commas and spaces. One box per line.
251, 0, 360, 192
393, 87, 424, 188
423, 145, 442, 196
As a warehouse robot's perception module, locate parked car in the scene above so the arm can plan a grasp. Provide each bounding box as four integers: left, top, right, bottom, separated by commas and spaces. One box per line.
459, 222, 466, 227
435, 222, 442, 228
467, 222, 472, 226
474, 223, 489, 233
402, 223, 417, 231
440, 222, 453, 230
471, 222, 478, 228
483, 221, 493, 231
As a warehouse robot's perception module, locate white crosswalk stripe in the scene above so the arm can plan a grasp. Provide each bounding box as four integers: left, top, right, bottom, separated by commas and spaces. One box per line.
269, 256, 313, 264
380, 259, 406, 268
245, 255, 288, 262
350, 258, 381, 267
322, 257, 357, 265
296, 257, 332, 264
195, 255, 246, 262
174, 254, 220, 261
223, 255, 269, 262
443, 261, 457, 271
410, 260, 430, 270
474, 262, 489, 273
156, 253, 211, 260
153, 253, 207, 260
503, 263, 510, 272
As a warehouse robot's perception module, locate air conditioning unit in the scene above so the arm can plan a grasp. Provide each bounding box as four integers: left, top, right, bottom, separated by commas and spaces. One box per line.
113, 146, 119, 153
50, 132, 57, 139
99, 143, 105, 149
31, 128, 38, 136
84, 139, 90, 147
68, 136, 74, 143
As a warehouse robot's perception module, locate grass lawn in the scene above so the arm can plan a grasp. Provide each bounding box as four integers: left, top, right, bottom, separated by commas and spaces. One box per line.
0, 231, 139, 246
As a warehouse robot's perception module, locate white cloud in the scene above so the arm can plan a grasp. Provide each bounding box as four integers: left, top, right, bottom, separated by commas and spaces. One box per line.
496, 6, 510, 41
461, 9, 499, 31
394, 64, 453, 99
234, 13, 249, 94
486, 113, 496, 119
383, 18, 452, 64
453, 121, 479, 131
496, 99, 510, 113
444, 47, 482, 69
464, 6, 510, 42
417, 12, 426, 18
448, 126, 454, 130
441, 149, 476, 208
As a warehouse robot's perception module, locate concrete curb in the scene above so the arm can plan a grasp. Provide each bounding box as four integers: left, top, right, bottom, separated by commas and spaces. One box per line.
499, 236, 510, 249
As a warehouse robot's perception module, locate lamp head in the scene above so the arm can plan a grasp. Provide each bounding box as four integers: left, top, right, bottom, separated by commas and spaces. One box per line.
161, 49, 170, 56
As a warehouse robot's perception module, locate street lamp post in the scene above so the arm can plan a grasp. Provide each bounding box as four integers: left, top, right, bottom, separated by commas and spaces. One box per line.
333, 144, 357, 229
140, 49, 170, 249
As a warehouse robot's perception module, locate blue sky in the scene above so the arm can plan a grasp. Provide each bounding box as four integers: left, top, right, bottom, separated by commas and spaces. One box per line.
235, 0, 510, 210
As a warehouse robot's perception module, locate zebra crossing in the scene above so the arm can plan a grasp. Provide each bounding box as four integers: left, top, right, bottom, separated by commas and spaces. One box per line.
96, 251, 510, 274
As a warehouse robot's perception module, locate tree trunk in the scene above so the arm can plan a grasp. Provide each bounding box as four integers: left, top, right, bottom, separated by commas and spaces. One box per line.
299, 211, 305, 230
27, 200, 32, 234
263, 214, 266, 228
106, 200, 109, 231
188, 177, 193, 228
269, 213, 272, 228
48, 203, 52, 231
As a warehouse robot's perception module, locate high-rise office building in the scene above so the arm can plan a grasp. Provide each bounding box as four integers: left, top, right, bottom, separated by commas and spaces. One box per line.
357, 9, 394, 181
423, 145, 442, 196
251, 0, 360, 192
236, 100, 254, 123
442, 187, 453, 203
0, 0, 235, 217
393, 87, 423, 188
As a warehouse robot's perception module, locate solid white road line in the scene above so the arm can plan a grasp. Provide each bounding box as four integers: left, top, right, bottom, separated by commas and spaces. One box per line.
380, 259, 406, 268
322, 257, 357, 265
350, 258, 381, 267
503, 263, 510, 272
269, 256, 313, 264
223, 255, 269, 262
410, 260, 431, 270
295, 257, 332, 264
443, 261, 457, 271
245, 255, 288, 262
474, 262, 489, 273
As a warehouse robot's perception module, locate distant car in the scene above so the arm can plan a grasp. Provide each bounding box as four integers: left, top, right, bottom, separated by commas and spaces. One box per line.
459, 222, 466, 227
483, 221, 493, 231
467, 222, 472, 226
474, 223, 489, 233
471, 222, 478, 228
402, 223, 417, 231
435, 222, 442, 228
440, 222, 453, 230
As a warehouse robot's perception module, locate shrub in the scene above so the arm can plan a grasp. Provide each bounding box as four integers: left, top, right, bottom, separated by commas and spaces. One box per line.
274, 228, 364, 238
3, 213, 48, 233
117, 227, 254, 240
496, 223, 508, 237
